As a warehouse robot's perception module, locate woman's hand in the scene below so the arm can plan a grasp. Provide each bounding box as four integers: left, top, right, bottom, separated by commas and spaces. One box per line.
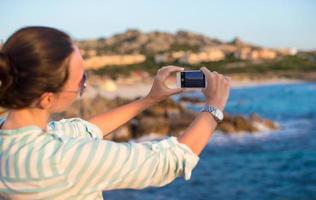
200, 67, 231, 111
177, 67, 231, 155
145, 66, 184, 103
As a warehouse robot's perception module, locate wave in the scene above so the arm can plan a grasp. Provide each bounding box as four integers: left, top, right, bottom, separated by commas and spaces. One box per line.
208, 118, 314, 147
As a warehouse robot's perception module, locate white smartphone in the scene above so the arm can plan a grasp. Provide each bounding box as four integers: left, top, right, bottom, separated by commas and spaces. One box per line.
176, 70, 206, 88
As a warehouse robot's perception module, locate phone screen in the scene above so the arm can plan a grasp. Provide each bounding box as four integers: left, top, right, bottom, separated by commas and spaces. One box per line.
181, 71, 205, 88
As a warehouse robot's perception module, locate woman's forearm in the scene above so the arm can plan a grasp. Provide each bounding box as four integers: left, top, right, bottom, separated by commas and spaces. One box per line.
178, 67, 231, 156
88, 97, 156, 137
87, 66, 185, 137
178, 111, 218, 156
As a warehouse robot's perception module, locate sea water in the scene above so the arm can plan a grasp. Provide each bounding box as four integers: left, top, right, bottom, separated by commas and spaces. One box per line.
105, 82, 316, 200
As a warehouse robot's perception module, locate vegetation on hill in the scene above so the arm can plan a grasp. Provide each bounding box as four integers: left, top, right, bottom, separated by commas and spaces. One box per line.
79, 29, 316, 80
89, 54, 316, 80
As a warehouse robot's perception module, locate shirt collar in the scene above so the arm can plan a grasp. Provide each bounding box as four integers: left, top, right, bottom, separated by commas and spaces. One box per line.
0, 118, 44, 136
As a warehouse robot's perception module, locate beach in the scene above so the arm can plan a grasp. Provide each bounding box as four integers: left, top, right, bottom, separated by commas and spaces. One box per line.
85, 75, 305, 100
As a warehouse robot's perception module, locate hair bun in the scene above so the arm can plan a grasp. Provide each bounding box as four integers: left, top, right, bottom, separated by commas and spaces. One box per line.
0, 51, 15, 93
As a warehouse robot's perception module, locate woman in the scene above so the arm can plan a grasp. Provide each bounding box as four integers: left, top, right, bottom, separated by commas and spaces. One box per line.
0, 27, 231, 199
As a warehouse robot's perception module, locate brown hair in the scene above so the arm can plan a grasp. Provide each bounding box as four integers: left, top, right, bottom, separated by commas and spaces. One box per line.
0, 26, 74, 109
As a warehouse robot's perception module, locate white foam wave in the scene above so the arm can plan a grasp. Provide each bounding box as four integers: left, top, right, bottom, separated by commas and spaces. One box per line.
207, 118, 314, 146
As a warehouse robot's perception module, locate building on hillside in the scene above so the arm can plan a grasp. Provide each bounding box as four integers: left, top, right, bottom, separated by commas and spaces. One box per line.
275, 48, 298, 56
179, 49, 225, 64
235, 48, 277, 60
154, 51, 185, 63
155, 49, 225, 64
83, 54, 146, 69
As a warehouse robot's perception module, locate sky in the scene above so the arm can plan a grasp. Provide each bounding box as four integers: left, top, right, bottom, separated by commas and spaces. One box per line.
1, 0, 316, 50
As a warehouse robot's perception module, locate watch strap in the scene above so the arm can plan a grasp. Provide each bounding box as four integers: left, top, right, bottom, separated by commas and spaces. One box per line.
200, 104, 224, 123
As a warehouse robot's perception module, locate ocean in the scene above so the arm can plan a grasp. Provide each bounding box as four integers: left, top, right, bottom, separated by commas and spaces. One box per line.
104, 82, 316, 200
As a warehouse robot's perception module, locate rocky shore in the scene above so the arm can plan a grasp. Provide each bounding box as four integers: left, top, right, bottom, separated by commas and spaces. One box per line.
52, 95, 279, 142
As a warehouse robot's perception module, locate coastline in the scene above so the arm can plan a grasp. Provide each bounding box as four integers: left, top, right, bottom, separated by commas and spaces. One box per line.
86, 77, 307, 100
229, 77, 305, 88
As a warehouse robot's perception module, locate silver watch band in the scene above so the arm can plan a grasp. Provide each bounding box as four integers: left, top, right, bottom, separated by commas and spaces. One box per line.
200, 104, 224, 123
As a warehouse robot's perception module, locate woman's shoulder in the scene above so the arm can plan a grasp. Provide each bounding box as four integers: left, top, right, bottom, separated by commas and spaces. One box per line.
48, 117, 103, 139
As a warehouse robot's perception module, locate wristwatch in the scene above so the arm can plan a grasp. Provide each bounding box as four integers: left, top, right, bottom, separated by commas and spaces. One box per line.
201, 104, 224, 123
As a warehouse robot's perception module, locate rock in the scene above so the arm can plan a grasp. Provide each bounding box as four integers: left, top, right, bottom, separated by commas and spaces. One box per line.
100, 79, 117, 91
179, 96, 204, 104
127, 97, 198, 138
233, 115, 258, 132
249, 113, 262, 122
223, 112, 233, 122
142, 98, 184, 117
263, 120, 279, 130
112, 126, 132, 142
52, 95, 280, 140
169, 109, 197, 136
216, 113, 279, 134
133, 116, 170, 138
217, 122, 236, 133
250, 113, 279, 131
77, 29, 224, 55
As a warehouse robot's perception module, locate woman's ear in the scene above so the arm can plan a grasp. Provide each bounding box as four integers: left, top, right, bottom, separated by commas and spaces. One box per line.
37, 92, 57, 110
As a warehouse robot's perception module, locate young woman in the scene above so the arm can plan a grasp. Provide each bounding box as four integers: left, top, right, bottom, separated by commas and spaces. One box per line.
0, 26, 231, 199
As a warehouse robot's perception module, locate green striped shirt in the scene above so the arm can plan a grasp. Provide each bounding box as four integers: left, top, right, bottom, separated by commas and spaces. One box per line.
0, 117, 199, 200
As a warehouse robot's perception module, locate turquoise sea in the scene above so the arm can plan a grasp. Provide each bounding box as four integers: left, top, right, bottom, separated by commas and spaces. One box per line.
105, 82, 316, 200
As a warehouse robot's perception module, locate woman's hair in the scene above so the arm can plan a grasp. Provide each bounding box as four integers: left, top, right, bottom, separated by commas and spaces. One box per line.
0, 26, 74, 109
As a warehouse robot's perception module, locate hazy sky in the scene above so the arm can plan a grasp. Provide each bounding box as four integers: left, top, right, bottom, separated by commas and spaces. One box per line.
1, 0, 316, 50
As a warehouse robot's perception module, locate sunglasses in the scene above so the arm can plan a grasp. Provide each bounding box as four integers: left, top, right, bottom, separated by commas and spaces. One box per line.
60, 72, 87, 97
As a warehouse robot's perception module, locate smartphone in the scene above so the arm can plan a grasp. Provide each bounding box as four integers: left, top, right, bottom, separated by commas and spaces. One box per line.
176, 70, 206, 88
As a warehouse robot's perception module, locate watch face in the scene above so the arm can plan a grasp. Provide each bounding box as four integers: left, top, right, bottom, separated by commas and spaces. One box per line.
214, 109, 224, 121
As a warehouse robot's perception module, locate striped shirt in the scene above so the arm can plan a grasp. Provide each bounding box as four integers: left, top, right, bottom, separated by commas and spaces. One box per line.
0, 117, 199, 199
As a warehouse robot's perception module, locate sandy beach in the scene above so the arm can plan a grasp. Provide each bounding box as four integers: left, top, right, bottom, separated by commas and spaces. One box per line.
85, 76, 306, 100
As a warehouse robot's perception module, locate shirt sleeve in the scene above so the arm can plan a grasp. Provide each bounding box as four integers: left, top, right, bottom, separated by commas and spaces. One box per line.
48, 118, 103, 139
55, 136, 199, 198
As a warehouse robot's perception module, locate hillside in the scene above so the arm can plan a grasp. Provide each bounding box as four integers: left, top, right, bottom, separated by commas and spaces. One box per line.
77, 29, 226, 55
75, 29, 316, 81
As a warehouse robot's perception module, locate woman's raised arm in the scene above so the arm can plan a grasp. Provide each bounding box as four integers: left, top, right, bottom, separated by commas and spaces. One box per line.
87, 66, 185, 137
178, 67, 231, 155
